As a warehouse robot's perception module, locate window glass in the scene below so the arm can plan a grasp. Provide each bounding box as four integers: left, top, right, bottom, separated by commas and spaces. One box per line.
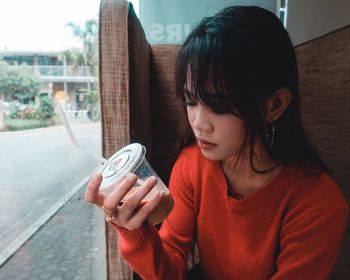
0, 0, 106, 279
138, 0, 278, 44
279, 0, 288, 27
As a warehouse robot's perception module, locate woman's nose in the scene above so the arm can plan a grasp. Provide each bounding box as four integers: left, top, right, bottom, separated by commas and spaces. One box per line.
188, 105, 214, 134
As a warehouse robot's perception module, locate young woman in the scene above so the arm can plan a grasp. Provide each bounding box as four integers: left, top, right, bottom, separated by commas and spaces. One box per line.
86, 6, 348, 279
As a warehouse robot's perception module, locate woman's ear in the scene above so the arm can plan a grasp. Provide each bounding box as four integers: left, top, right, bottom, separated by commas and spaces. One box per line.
265, 88, 292, 121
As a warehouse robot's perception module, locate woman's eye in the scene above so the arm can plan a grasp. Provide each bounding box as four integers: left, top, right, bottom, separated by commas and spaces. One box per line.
184, 99, 197, 107
205, 100, 228, 114
183, 92, 196, 107
211, 107, 229, 114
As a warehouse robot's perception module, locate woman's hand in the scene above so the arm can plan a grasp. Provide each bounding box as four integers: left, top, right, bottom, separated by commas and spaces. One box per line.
85, 173, 165, 231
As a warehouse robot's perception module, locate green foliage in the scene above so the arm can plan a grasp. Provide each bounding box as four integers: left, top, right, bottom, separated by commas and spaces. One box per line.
60, 48, 85, 67
0, 61, 41, 102
4, 117, 52, 131
7, 103, 22, 118
77, 89, 100, 121
65, 18, 98, 71
85, 89, 99, 105
35, 96, 55, 120
9, 102, 36, 119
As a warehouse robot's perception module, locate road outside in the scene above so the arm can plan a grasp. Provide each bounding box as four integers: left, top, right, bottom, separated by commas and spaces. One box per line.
0, 117, 106, 278
0, 186, 106, 280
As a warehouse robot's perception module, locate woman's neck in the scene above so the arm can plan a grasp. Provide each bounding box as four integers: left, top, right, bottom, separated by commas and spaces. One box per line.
221, 146, 283, 198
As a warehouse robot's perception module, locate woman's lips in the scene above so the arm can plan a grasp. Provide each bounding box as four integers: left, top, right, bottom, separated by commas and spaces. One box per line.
197, 138, 217, 150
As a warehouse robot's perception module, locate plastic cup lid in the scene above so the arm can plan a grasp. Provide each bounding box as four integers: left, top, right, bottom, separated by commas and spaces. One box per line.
99, 143, 145, 192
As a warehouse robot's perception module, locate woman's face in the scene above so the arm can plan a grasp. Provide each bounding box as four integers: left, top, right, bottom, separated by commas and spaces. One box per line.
186, 94, 246, 162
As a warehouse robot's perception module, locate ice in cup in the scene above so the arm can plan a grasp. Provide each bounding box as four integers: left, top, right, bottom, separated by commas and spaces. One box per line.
99, 143, 174, 225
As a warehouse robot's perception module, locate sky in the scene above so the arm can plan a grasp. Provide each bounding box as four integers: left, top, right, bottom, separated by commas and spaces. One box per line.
0, 0, 139, 52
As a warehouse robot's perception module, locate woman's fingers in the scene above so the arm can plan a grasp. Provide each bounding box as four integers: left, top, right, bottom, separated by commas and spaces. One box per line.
85, 173, 165, 231
119, 176, 158, 217
103, 174, 138, 213
85, 173, 105, 206
127, 191, 165, 230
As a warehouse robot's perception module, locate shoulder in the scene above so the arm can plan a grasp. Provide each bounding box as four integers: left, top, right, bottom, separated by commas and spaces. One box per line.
169, 144, 210, 191
293, 168, 346, 206
282, 165, 349, 224
172, 144, 205, 172
177, 143, 202, 161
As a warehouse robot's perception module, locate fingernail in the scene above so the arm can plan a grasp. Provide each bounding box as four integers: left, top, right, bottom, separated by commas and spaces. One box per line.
148, 176, 157, 184
127, 173, 137, 182
96, 173, 102, 180
158, 191, 165, 198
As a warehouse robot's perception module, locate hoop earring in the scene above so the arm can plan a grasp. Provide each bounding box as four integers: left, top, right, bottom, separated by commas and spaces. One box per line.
265, 122, 275, 148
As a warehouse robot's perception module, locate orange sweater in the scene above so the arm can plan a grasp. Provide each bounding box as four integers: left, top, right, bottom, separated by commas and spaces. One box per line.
114, 144, 348, 280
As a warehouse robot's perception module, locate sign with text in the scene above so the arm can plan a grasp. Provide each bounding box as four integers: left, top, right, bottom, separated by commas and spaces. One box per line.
139, 0, 276, 44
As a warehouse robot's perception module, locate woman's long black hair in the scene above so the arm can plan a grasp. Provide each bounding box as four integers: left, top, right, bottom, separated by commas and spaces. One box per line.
175, 6, 328, 173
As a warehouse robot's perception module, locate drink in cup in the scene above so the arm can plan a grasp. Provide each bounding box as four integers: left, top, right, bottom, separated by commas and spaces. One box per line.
99, 143, 174, 225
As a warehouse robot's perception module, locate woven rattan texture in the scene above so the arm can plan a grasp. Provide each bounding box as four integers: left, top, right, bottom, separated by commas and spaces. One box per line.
100, 0, 154, 278
99, 0, 132, 279
296, 25, 350, 279
150, 45, 186, 184
99, 0, 130, 158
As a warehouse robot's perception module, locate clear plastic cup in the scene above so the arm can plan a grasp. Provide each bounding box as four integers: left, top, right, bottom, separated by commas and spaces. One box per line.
99, 143, 174, 225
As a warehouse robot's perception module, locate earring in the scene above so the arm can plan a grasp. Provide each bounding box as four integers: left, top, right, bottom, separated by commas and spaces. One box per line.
265, 121, 275, 148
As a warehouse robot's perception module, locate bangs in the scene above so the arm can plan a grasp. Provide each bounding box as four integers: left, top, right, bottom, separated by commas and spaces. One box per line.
175, 23, 240, 116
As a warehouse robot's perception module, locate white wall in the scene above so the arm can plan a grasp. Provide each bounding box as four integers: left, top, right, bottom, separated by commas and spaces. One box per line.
287, 0, 350, 46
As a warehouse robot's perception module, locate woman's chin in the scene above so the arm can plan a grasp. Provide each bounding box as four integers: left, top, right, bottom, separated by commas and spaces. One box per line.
200, 149, 223, 161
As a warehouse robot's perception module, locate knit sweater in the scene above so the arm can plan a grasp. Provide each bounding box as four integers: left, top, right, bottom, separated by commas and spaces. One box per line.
113, 144, 348, 280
